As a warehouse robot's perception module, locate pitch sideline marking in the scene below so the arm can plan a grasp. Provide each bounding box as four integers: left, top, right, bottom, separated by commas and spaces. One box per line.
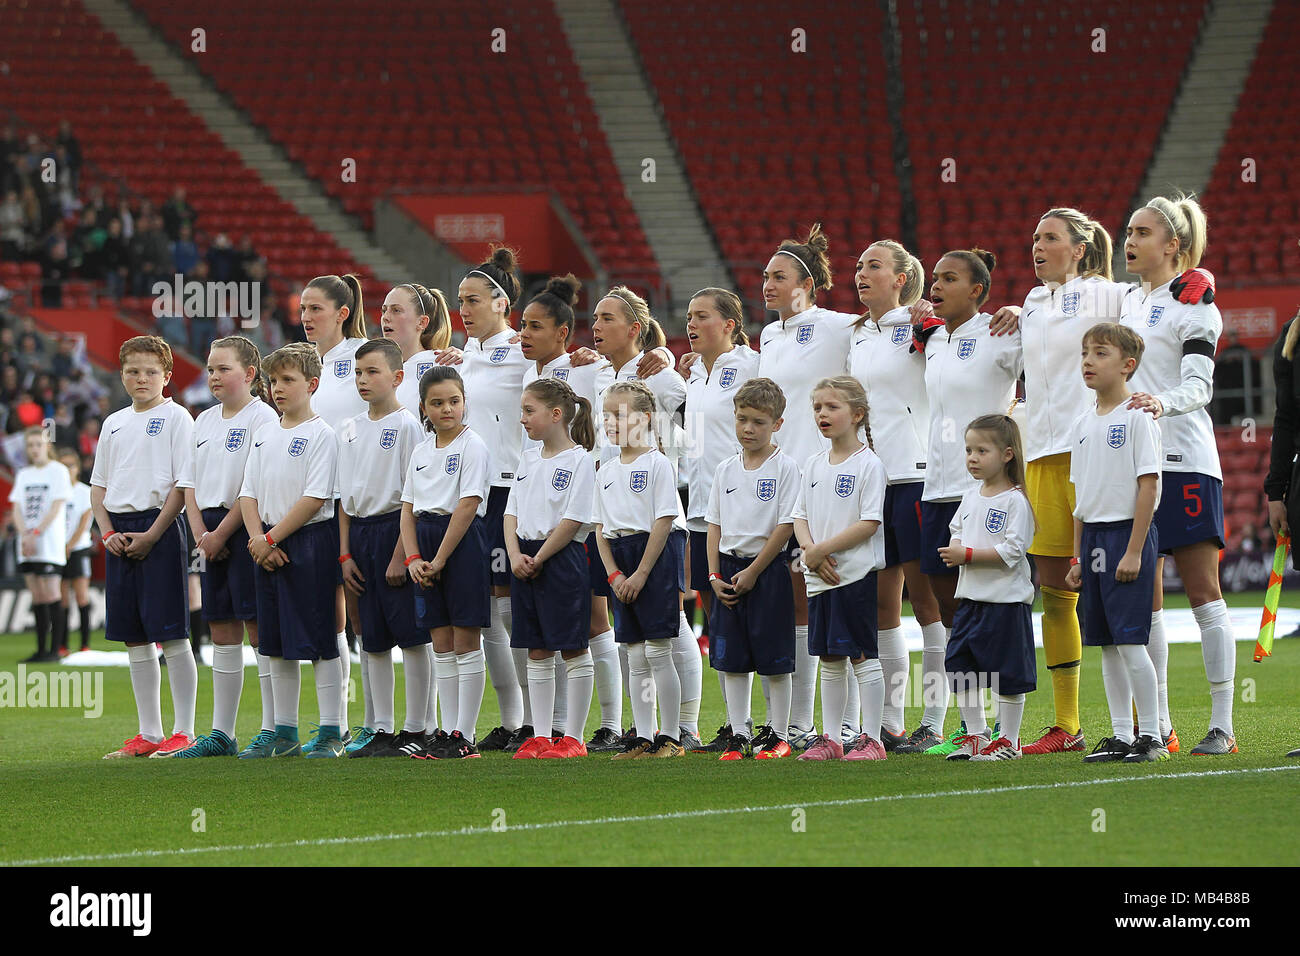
5, 764, 1297, 866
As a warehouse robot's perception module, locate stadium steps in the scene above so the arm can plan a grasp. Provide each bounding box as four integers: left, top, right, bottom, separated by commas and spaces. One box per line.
1120, 0, 1273, 273
553, 0, 727, 325
82, 0, 415, 286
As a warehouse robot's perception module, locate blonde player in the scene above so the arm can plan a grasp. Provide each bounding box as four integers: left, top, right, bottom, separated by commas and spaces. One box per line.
901, 249, 1023, 756
849, 240, 943, 751
237, 343, 343, 758
58, 447, 94, 654
380, 282, 453, 415
176, 336, 279, 758
1120, 193, 1235, 756
94, 336, 197, 758
793, 376, 888, 761
11, 427, 71, 662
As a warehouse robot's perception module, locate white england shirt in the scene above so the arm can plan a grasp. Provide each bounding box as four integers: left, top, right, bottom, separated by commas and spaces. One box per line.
849, 307, 930, 483
1070, 400, 1164, 523
396, 349, 441, 419
705, 448, 801, 558
595, 351, 688, 467
505, 444, 597, 543
339, 407, 424, 518
792, 444, 887, 596
10, 461, 71, 565
179, 398, 279, 510
401, 426, 490, 517
595, 448, 678, 538
91, 398, 195, 512
65, 481, 93, 551
522, 351, 604, 462
758, 306, 857, 467
949, 486, 1035, 605
311, 337, 368, 432
922, 313, 1023, 502
238, 416, 338, 527
1019, 275, 1128, 462
462, 329, 530, 485
1119, 280, 1222, 479
684, 345, 761, 530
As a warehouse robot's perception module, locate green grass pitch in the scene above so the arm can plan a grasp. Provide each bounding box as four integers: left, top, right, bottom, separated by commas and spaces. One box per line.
1, 589, 1298, 866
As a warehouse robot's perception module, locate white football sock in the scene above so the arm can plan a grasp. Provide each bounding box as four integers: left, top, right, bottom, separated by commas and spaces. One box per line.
511, 646, 533, 726
434, 651, 458, 731
161, 639, 197, 739
877, 625, 909, 734
563, 651, 595, 741
552, 653, 568, 730
854, 658, 884, 742
314, 655, 342, 728
526, 656, 556, 739
403, 644, 432, 733
1118, 643, 1159, 740
1193, 599, 1235, 735
256, 650, 274, 731
920, 622, 949, 732
360, 650, 373, 728
211, 643, 244, 738
843, 669, 860, 737
954, 680, 988, 737
627, 642, 655, 741
365, 650, 394, 733
995, 692, 1025, 746
127, 643, 164, 742
336, 632, 350, 730
1147, 610, 1170, 735
759, 673, 769, 727
485, 597, 522, 730
791, 624, 816, 732
716, 668, 728, 704
269, 656, 301, 729
767, 673, 791, 740
589, 629, 622, 731
673, 611, 701, 736
723, 672, 752, 737
645, 638, 680, 742
456, 649, 486, 739
620, 641, 631, 705
819, 658, 848, 739
424, 655, 439, 733
1100, 645, 1135, 743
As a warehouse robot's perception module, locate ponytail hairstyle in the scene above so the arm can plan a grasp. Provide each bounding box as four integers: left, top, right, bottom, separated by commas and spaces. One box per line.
1143, 192, 1208, 273
524, 377, 595, 451
964, 413, 1037, 528
604, 379, 659, 448
855, 239, 924, 329
813, 375, 873, 451
416, 365, 467, 432
1282, 310, 1300, 362
941, 247, 997, 307
464, 244, 523, 319
776, 222, 834, 295
690, 287, 749, 346
402, 283, 452, 351
1039, 207, 1114, 281
209, 334, 269, 404
605, 285, 666, 351
529, 273, 582, 342
306, 274, 367, 340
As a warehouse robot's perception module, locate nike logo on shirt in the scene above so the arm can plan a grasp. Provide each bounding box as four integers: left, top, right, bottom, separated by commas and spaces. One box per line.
725, 488, 736, 494
516, 475, 527, 481
811, 481, 819, 488
254, 441, 264, 447
111, 428, 122, 435
416, 464, 428, 471
196, 439, 208, 447
1078, 437, 1086, 444
604, 482, 614, 490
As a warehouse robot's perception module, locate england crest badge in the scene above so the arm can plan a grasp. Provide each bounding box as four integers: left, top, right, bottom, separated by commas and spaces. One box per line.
445, 453, 461, 475
379, 428, 398, 450
957, 338, 977, 360
288, 437, 309, 457
553, 368, 570, 382
630, 470, 648, 494
334, 360, 352, 378
1061, 291, 1080, 316
719, 367, 737, 388
1107, 424, 1126, 448
146, 418, 165, 436
1147, 305, 1164, 328
417, 362, 434, 378
985, 509, 1007, 534
490, 348, 510, 364
796, 325, 814, 345
552, 468, 572, 491
835, 474, 855, 498
756, 478, 776, 501
891, 325, 910, 345
225, 428, 246, 452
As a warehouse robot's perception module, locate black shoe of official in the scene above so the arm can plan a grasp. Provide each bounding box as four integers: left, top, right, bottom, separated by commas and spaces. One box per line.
504, 725, 534, 753
696, 724, 733, 753
1083, 736, 1132, 763
478, 725, 515, 751
348, 730, 397, 757
586, 727, 623, 752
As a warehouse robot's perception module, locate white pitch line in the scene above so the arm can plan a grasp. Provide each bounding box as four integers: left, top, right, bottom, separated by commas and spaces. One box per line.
5, 764, 1297, 867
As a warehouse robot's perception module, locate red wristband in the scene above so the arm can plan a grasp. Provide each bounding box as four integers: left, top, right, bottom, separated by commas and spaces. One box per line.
607, 571, 624, 584
264, 532, 276, 548
30, 528, 41, 536
1069, 556, 1080, 566
102, 531, 118, 541
965, 547, 973, 564
708, 572, 723, 582
338, 553, 352, 565
404, 554, 422, 567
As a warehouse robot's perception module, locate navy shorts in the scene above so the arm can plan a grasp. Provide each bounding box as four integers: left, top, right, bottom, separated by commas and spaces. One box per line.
414, 513, 491, 629
688, 529, 711, 593
606, 531, 685, 643
486, 485, 511, 588
510, 538, 591, 651
254, 519, 339, 660
350, 510, 428, 651
585, 531, 610, 598
884, 481, 925, 568
1154, 472, 1224, 554
1080, 519, 1158, 647
105, 510, 189, 644
20, 561, 61, 576
919, 499, 961, 575
62, 548, 92, 580
947, 600, 1037, 696
708, 552, 795, 675
198, 508, 257, 622
808, 571, 878, 659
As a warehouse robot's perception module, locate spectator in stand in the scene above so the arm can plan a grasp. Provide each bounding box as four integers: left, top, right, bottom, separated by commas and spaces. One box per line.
71, 206, 106, 278
233, 235, 260, 282
187, 259, 216, 356
115, 196, 135, 240
20, 184, 43, 241
83, 185, 112, 230
6, 391, 43, 432
1, 190, 29, 260
0, 125, 19, 180
161, 185, 196, 241
40, 237, 69, 307
130, 214, 173, 297
55, 120, 82, 190
101, 217, 129, 300
52, 145, 79, 219
205, 232, 236, 282
78, 417, 99, 459
62, 365, 107, 414
51, 336, 77, 380
18, 332, 48, 378
0, 364, 20, 408
171, 222, 199, 277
